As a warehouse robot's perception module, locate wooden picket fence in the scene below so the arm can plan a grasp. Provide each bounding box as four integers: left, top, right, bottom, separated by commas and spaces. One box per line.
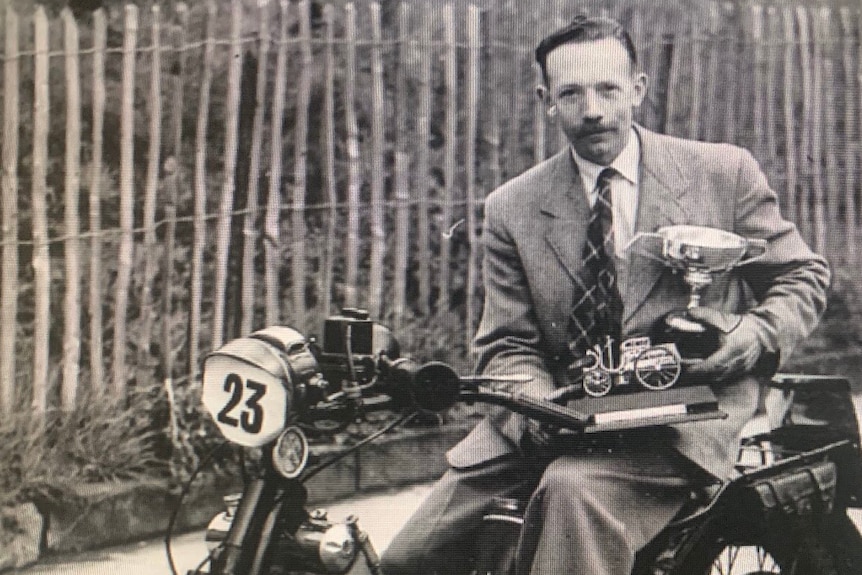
0, 0, 860, 416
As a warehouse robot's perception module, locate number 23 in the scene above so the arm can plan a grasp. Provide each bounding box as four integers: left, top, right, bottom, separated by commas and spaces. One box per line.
217, 373, 267, 434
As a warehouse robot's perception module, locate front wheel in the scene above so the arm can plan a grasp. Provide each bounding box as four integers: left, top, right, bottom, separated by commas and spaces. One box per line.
671, 512, 862, 575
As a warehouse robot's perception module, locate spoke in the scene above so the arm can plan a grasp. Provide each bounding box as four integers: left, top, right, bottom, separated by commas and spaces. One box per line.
711, 545, 781, 575
728, 545, 740, 570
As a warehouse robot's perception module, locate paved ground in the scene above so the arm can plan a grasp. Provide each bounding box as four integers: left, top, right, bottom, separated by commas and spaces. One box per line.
17, 483, 433, 575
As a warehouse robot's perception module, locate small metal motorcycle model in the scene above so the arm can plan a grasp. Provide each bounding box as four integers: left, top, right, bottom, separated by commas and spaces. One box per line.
580, 336, 683, 398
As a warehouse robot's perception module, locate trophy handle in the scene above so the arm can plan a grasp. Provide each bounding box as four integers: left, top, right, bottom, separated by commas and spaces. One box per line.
737, 238, 767, 266
623, 232, 668, 264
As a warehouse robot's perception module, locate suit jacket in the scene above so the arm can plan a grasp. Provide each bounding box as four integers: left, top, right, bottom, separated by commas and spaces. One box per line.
447, 126, 830, 479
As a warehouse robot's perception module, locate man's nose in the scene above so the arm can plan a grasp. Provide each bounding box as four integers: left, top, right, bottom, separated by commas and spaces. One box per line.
583, 90, 603, 120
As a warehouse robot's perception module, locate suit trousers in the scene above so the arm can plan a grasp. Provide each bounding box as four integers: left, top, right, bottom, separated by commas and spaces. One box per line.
380, 446, 702, 575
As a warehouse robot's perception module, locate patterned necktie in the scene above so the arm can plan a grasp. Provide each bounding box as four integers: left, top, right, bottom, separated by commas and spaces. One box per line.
568, 167, 624, 355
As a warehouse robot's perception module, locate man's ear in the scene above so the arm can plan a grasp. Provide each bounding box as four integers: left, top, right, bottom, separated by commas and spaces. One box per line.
632, 72, 649, 108
536, 84, 556, 116
536, 84, 550, 105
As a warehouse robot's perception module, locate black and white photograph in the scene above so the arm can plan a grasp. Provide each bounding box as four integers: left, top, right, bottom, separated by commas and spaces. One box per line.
1, 0, 861, 574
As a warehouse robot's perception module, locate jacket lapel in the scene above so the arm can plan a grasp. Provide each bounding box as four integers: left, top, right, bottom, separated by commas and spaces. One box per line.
624, 126, 692, 324
541, 150, 592, 288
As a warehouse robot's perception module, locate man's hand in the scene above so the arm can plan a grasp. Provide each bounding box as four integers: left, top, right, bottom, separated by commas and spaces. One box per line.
683, 307, 766, 382
522, 387, 568, 455
524, 418, 557, 452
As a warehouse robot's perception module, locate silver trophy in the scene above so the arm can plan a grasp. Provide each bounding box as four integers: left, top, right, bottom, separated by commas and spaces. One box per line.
628, 225, 767, 353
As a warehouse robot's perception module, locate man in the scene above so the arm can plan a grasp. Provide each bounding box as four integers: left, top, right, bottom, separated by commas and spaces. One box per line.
381, 15, 829, 575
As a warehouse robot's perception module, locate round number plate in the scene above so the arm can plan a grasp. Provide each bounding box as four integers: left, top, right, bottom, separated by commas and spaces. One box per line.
203, 353, 288, 447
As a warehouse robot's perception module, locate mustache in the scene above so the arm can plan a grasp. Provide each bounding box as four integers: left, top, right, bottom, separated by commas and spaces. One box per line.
576, 125, 613, 137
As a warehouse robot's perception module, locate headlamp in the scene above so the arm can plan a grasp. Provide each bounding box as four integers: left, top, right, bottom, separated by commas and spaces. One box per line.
272, 426, 309, 479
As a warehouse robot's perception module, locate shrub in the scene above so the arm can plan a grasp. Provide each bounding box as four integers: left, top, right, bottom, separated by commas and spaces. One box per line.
0, 393, 165, 511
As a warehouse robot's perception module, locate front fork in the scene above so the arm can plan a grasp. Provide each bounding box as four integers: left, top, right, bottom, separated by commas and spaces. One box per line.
207, 473, 384, 575
210, 477, 287, 575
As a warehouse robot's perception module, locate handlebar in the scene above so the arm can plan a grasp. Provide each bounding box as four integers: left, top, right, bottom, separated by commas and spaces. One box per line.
386, 359, 591, 431
459, 387, 590, 429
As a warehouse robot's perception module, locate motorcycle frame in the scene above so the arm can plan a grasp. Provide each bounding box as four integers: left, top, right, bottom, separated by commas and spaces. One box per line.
199, 372, 862, 575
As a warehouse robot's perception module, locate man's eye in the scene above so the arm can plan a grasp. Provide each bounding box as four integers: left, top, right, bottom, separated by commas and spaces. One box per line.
558, 88, 581, 99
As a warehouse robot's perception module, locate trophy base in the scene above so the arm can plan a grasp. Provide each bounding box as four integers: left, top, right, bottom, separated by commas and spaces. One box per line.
565, 385, 726, 433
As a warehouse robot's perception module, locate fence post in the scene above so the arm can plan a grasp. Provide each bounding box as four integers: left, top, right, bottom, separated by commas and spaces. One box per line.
438, 3, 457, 318
138, 5, 163, 385
533, 67, 546, 164
781, 5, 798, 223
392, 3, 410, 326
1, 7, 19, 415
89, 9, 107, 397
764, 6, 779, 169
189, 0, 216, 378
32, 6, 51, 415
344, 3, 361, 310
722, 3, 738, 144
796, 6, 813, 242
857, 7, 862, 263
62, 8, 82, 410
750, 4, 766, 160
703, 2, 721, 143
212, 0, 243, 349
809, 6, 827, 255
241, 0, 271, 335
113, 5, 139, 399
662, 21, 683, 135
465, 5, 481, 344
485, 5, 502, 190
162, 3, 189, 385
369, 2, 386, 320
688, 15, 703, 140
291, 0, 312, 329
394, 153, 410, 326
265, 0, 289, 326
320, 3, 336, 319
840, 7, 858, 265
816, 7, 840, 253
415, 2, 433, 318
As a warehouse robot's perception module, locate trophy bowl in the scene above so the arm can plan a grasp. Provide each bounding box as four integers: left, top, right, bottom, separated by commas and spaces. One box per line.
626, 225, 768, 358
658, 225, 766, 273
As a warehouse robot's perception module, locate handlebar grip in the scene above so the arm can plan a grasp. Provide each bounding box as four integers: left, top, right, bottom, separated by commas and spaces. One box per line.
411, 362, 462, 412
377, 357, 461, 412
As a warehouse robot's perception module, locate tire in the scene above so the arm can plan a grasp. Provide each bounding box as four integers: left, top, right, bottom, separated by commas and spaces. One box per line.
633, 346, 681, 391
583, 369, 613, 397
671, 512, 862, 575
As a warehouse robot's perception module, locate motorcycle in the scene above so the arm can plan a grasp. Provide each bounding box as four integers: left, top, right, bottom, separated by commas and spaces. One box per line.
169, 309, 862, 575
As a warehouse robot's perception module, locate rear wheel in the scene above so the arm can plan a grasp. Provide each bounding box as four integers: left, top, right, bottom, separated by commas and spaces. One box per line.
672, 513, 862, 575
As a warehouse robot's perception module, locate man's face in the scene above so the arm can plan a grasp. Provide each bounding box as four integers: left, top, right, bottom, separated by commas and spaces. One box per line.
540, 38, 647, 166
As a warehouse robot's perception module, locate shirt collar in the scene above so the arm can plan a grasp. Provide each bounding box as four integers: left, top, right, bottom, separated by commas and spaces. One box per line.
570, 128, 641, 191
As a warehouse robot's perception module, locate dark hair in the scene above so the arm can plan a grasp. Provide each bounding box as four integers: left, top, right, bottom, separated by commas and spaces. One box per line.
535, 15, 638, 86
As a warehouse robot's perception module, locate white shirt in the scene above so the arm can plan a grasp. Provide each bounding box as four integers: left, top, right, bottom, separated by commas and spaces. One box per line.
570, 129, 640, 257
